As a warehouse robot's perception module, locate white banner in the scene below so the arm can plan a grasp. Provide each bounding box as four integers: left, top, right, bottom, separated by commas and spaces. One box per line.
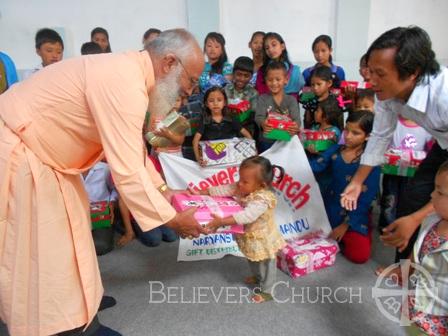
159, 136, 331, 261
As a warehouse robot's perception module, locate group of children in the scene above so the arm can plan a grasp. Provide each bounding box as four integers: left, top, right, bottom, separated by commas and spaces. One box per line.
10, 27, 447, 332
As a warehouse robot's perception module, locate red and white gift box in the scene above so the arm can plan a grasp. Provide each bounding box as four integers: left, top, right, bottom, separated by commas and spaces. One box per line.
172, 194, 245, 234
277, 234, 339, 278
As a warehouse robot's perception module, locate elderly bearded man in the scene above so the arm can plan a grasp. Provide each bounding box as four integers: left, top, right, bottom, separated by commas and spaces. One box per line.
0, 29, 207, 336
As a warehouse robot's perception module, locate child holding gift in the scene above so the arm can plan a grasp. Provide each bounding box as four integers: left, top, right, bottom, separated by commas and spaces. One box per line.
225, 56, 259, 137
202, 156, 286, 303
255, 32, 304, 98
310, 111, 380, 264
302, 34, 345, 88
378, 116, 432, 231
302, 66, 339, 129
255, 61, 300, 152
193, 86, 252, 166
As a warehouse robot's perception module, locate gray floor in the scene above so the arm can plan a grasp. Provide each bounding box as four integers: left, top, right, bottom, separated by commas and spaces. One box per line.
0, 229, 407, 336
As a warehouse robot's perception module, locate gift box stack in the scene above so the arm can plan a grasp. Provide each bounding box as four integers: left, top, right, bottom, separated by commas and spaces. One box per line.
277, 234, 339, 278
90, 201, 112, 230
145, 111, 190, 147
172, 194, 244, 234
228, 99, 253, 123
264, 112, 296, 141
199, 138, 257, 166
382, 149, 427, 177
300, 129, 336, 152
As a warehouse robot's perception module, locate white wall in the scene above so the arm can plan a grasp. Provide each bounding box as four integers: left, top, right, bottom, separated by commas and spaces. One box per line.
0, 0, 446, 80
0, 0, 187, 69
368, 0, 448, 65
220, 0, 336, 68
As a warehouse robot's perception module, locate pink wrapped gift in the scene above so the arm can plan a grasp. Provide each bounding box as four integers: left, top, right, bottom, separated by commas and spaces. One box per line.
171, 194, 245, 234
277, 234, 339, 278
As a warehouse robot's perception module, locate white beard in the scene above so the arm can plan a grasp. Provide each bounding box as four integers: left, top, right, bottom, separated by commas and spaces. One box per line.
148, 65, 182, 118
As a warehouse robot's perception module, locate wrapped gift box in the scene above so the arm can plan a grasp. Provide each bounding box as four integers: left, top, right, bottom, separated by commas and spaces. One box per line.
200, 138, 257, 166
277, 235, 339, 278
264, 112, 296, 141
341, 80, 372, 90
382, 149, 427, 177
172, 194, 244, 234
145, 112, 190, 147
300, 130, 336, 152
228, 99, 253, 123
90, 201, 112, 230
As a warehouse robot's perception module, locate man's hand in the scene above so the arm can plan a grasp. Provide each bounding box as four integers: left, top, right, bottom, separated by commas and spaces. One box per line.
340, 181, 362, 211
380, 215, 420, 252
329, 223, 349, 242
166, 207, 207, 239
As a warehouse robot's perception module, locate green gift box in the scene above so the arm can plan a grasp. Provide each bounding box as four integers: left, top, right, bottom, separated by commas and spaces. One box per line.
90, 201, 112, 230
235, 109, 253, 123
381, 164, 418, 177
303, 139, 334, 152
265, 129, 292, 141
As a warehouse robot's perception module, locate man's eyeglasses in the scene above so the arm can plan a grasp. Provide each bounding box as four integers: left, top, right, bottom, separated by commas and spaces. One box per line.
175, 56, 199, 88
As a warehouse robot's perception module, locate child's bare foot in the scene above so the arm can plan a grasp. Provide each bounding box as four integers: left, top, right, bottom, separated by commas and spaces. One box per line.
117, 233, 135, 247
251, 292, 273, 303
244, 276, 258, 285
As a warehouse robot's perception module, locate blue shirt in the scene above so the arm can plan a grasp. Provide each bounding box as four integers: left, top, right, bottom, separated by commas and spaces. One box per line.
0, 52, 18, 88
310, 144, 380, 235
303, 63, 346, 88
199, 61, 233, 93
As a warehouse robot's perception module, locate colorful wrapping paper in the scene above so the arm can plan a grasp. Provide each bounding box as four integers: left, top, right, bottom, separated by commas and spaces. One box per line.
277, 234, 339, 278
172, 194, 245, 234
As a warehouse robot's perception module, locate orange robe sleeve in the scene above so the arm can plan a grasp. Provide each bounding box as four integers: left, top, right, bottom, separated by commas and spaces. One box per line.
84, 54, 176, 231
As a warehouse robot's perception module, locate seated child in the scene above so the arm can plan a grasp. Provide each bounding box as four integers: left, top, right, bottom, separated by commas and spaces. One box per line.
225, 56, 259, 137
255, 61, 300, 152
201, 156, 286, 303
82, 161, 118, 256
22, 28, 64, 79
193, 86, 252, 166
310, 111, 380, 264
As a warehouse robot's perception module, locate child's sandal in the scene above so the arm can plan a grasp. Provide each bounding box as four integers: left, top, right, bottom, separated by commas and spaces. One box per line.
251, 292, 273, 303
244, 276, 258, 285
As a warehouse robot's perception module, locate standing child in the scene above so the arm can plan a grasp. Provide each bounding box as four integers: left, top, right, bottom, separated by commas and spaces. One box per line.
255, 32, 304, 98
310, 111, 380, 263
381, 161, 448, 336
90, 27, 112, 53
303, 65, 335, 128
354, 88, 375, 112
379, 117, 432, 230
248, 31, 265, 86
193, 86, 252, 166
199, 32, 233, 94
225, 56, 259, 137
255, 61, 300, 152
22, 28, 64, 79
308, 96, 343, 150
302, 35, 345, 87
204, 156, 286, 303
